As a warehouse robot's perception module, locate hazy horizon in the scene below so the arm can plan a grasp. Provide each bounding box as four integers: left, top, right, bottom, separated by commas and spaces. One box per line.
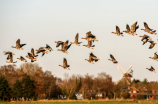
1, 0, 158, 82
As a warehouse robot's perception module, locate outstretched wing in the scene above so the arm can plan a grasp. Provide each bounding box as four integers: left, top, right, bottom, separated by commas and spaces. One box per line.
31, 48, 35, 56
16, 39, 20, 48
90, 52, 96, 57
126, 24, 130, 31
130, 22, 137, 32
110, 54, 116, 60
46, 44, 50, 48
116, 26, 120, 33
75, 33, 79, 43
154, 52, 158, 58
86, 31, 91, 37
63, 58, 67, 67
56, 41, 64, 47
144, 22, 150, 29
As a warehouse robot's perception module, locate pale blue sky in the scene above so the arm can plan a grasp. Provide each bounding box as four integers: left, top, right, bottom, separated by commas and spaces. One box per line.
1, 0, 158, 82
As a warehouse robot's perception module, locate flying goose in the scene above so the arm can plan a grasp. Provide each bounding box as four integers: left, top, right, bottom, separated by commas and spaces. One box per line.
55, 41, 64, 48
90, 52, 100, 61
82, 31, 98, 42
59, 58, 70, 70
58, 40, 72, 54
123, 24, 131, 35
146, 66, 156, 73
26, 53, 36, 62
12, 39, 26, 50
149, 52, 158, 61
3, 51, 15, 55
141, 22, 157, 35
83, 41, 95, 49
41, 44, 53, 52
6, 54, 17, 65
70, 33, 82, 46
36, 47, 48, 57
148, 40, 157, 49
85, 55, 95, 64
129, 21, 139, 36
139, 34, 152, 45
111, 26, 123, 37
17, 56, 27, 62
108, 54, 118, 63
31, 48, 38, 59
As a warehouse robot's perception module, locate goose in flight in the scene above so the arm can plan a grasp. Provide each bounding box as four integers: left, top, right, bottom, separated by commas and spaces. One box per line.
70, 33, 82, 46
139, 34, 152, 45
111, 26, 123, 37
3, 51, 15, 55
123, 24, 131, 35
58, 40, 72, 54
141, 22, 157, 35
59, 58, 70, 70
26, 53, 37, 62
146, 66, 156, 73
85, 55, 95, 64
90, 52, 100, 61
31, 48, 38, 59
36, 47, 48, 57
149, 52, 158, 61
12, 39, 26, 50
148, 40, 157, 49
108, 54, 118, 63
55, 41, 64, 48
41, 44, 53, 52
83, 41, 95, 49
129, 22, 139, 36
6, 54, 17, 65
17, 56, 27, 62
82, 31, 98, 42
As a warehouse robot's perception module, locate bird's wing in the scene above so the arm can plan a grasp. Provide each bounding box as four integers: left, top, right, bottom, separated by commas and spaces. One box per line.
63, 58, 67, 67
116, 26, 120, 33
63, 40, 68, 50
110, 54, 116, 60
126, 24, 130, 31
67, 44, 72, 50
149, 43, 154, 49
88, 41, 92, 47
56, 41, 64, 47
130, 22, 137, 32
144, 22, 150, 29
31, 48, 35, 56
75, 33, 79, 43
86, 31, 91, 37
154, 52, 158, 58
16, 39, 20, 47
46, 44, 51, 48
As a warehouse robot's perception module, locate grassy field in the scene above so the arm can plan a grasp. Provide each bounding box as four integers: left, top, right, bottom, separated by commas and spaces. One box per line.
1, 100, 158, 104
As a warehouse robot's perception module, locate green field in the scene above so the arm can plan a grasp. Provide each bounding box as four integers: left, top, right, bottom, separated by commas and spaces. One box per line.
1, 100, 158, 104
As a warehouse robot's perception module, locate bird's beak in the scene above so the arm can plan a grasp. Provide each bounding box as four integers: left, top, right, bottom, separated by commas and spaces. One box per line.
95, 39, 98, 42
66, 51, 68, 55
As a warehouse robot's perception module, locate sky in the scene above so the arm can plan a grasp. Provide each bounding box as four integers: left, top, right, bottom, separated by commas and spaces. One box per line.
1, 0, 158, 82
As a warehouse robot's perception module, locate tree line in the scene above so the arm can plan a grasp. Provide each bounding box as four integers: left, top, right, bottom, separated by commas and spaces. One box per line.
0, 63, 158, 101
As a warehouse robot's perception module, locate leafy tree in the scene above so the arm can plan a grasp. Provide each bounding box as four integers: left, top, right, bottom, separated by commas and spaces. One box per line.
22, 75, 35, 101
13, 79, 23, 100
0, 77, 12, 101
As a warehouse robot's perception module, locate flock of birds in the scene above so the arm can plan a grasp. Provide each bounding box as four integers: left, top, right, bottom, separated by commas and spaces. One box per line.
3, 22, 157, 73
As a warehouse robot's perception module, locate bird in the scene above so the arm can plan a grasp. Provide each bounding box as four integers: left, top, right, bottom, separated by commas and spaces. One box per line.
141, 22, 157, 35
3, 51, 15, 55
146, 66, 156, 73
85, 55, 95, 64
83, 41, 95, 49
12, 39, 26, 50
111, 26, 123, 37
6, 54, 17, 65
129, 21, 139, 36
139, 34, 152, 45
70, 33, 82, 46
108, 54, 118, 63
55, 41, 64, 48
123, 24, 131, 35
149, 52, 158, 61
26, 53, 37, 62
36, 47, 48, 57
59, 58, 70, 70
31, 48, 38, 59
58, 40, 72, 54
148, 40, 157, 49
90, 52, 100, 61
41, 44, 53, 52
81, 31, 98, 42
17, 56, 27, 62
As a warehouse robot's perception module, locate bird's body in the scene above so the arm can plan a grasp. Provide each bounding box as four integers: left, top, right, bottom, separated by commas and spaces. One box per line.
108, 54, 118, 63
81, 31, 98, 42
85, 56, 95, 64
146, 66, 156, 73
83, 41, 95, 49
148, 40, 157, 49
17, 56, 27, 62
70, 33, 82, 46
141, 22, 157, 35
6, 54, 17, 65
129, 22, 139, 36
41, 44, 53, 52
36, 47, 48, 57
59, 58, 70, 70
12, 39, 26, 50
111, 26, 124, 37
149, 52, 158, 61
